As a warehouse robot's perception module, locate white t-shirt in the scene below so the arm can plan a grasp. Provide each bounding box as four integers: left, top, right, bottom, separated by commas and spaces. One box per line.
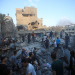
43, 36, 47, 41
26, 63, 36, 75
54, 42, 57, 47
47, 33, 50, 37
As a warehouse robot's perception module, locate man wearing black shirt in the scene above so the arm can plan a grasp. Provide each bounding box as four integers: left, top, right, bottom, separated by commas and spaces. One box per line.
28, 33, 31, 43
33, 47, 40, 66
50, 31, 53, 40
0, 56, 13, 75
65, 34, 70, 48
0, 56, 7, 75
27, 52, 39, 68
45, 37, 49, 51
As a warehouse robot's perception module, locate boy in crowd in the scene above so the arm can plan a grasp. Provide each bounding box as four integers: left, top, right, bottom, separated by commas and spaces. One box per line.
56, 37, 60, 49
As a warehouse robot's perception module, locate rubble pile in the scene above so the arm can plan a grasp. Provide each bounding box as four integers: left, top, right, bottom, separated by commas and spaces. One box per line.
1, 37, 71, 75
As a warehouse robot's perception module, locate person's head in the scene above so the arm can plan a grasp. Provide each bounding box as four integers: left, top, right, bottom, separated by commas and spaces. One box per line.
34, 47, 36, 50
22, 48, 25, 51
1, 56, 7, 63
51, 52, 56, 60
22, 58, 29, 67
70, 51, 74, 57
67, 34, 68, 36
54, 40, 55, 42
57, 37, 59, 39
14, 51, 17, 55
29, 52, 34, 57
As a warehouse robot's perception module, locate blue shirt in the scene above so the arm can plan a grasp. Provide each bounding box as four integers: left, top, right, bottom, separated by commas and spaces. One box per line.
39, 34, 41, 37
21, 51, 27, 60
12, 55, 17, 65
56, 39, 60, 44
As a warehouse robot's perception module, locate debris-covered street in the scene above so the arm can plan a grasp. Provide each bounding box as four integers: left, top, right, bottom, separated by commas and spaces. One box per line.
1, 35, 72, 75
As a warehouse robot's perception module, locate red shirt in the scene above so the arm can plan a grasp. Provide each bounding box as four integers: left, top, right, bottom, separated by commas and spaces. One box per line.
31, 33, 34, 37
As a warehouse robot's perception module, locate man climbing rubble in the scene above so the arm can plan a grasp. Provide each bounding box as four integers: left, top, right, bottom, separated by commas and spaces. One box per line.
12, 51, 20, 71
33, 47, 40, 66
43, 34, 47, 47
45, 37, 49, 51
28, 33, 31, 43
46, 32, 50, 39
22, 58, 36, 75
69, 51, 75, 75
53, 40, 57, 51
56, 37, 60, 49
31, 32, 35, 42
65, 34, 70, 48
21, 48, 29, 61
27, 52, 39, 68
51, 52, 63, 75
50, 31, 53, 40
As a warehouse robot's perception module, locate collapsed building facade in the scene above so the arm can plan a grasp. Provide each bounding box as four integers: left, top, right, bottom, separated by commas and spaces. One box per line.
16, 6, 43, 30
16, 6, 55, 37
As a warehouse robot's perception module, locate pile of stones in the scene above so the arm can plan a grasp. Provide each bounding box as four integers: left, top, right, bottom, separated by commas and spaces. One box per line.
4, 38, 70, 75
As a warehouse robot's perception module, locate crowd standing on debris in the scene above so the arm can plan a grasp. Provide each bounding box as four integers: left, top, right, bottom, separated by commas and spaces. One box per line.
0, 31, 75, 75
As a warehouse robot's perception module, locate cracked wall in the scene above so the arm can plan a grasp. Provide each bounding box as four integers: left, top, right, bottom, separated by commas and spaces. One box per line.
16, 6, 43, 30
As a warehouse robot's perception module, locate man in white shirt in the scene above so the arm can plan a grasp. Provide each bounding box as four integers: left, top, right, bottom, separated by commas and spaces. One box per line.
43, 35, 47, 42
46, 32, 50, 38
54, 40, 57, 51
22, 59, 36, 75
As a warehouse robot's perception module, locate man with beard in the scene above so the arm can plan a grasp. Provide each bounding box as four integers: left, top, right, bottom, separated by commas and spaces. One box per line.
22, 58, 36, 75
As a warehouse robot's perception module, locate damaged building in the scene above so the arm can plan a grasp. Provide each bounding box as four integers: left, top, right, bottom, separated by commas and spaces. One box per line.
16, 6, 43, 30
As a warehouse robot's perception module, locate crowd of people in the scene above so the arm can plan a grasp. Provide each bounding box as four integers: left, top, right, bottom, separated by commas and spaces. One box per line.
0, 31, 75, 75
0, 37, 16, 47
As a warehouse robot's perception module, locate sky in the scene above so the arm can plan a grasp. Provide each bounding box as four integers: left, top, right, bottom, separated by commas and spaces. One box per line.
0, 0, 75, 27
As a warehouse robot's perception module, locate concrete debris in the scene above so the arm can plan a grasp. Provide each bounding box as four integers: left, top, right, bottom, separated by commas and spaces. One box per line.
2, 36, 72, 75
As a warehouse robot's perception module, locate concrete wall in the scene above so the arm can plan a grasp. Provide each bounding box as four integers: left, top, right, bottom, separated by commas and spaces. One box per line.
16, 6, 43, 30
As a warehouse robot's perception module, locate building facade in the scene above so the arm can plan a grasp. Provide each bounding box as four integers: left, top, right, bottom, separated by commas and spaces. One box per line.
65, 25, 75, 35
16, 6, 43, 30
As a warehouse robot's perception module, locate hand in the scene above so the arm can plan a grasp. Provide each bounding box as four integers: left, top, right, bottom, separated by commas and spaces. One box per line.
26, 51, 30, 52
37, 65, 39, 68
26, 56, 29, 58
